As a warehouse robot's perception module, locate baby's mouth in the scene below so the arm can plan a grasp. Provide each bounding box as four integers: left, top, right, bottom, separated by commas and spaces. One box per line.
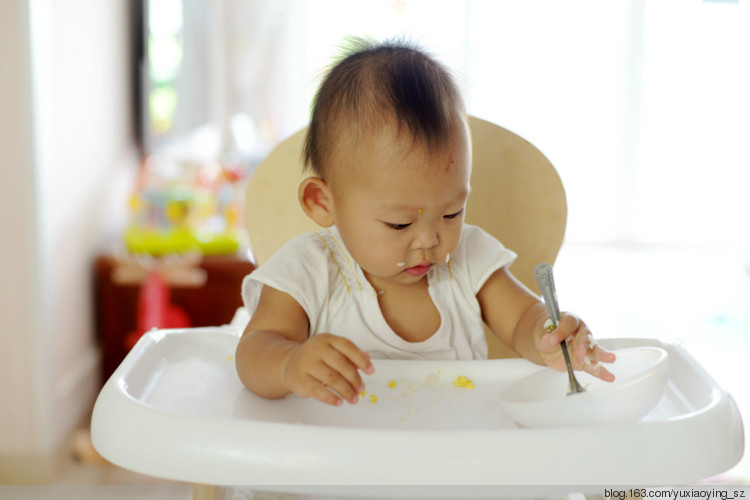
404, 263, 432, 276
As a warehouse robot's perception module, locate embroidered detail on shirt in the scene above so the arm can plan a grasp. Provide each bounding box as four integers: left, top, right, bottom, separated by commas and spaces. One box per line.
435, 261, 453, 283
324, 228, 364, 292
314, 231, 351, 294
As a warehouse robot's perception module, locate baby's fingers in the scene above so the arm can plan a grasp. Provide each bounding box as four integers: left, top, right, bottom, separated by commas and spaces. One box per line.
580, 345, 616, 382
307, 376, 346, 406
309, 335, 372, 404
330, 336, 374, 375
592, 345, 616, 364
582, 357, 616, 382
538, 315, 579, 350
308, 364, 360, 406
320, 355, 364, 405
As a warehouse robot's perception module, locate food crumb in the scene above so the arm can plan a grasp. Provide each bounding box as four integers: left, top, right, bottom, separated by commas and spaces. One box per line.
369, 394, 378, 403
387, 380, 397, 388
226, 356, 233, 361
360, 391, 366, 397
401, 383, 418, 397
587, 333, 598, 349
544, 318, 555, 332
452, 375, 475, 389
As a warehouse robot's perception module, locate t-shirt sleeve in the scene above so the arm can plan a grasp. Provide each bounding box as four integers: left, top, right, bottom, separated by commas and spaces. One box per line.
241, 232, 329, 335
455, 224, 518, 294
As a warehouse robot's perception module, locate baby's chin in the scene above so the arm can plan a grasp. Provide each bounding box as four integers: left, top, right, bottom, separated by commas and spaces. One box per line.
362, 267, 429, 289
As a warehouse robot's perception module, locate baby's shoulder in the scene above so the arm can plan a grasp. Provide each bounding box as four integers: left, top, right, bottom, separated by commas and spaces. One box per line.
268, 229, 352, 285
459, 223, 490, 240
447, 224, 516, 292
277, 230, 328, 256
249, 229, 341, 293
455, 224, 502, 256
276, 229, 340, 264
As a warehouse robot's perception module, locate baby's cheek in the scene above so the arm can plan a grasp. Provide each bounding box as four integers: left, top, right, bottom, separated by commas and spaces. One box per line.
443, 231, 463, 258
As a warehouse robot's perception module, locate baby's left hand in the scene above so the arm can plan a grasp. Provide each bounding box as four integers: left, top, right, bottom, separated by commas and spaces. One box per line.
536, 312, 616, 382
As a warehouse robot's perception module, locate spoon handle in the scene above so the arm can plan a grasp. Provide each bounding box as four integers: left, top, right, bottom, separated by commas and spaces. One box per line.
534, 263, 560, 325
534, 262, 586, 395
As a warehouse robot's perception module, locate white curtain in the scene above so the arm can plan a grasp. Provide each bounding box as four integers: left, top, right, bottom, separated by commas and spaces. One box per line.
223, 0, 749, 248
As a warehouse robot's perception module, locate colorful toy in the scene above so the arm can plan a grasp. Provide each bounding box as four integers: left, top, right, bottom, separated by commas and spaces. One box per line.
124, 155, 249, 255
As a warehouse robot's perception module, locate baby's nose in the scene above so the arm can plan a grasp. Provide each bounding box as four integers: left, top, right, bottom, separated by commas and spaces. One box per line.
411, 227, 439, 251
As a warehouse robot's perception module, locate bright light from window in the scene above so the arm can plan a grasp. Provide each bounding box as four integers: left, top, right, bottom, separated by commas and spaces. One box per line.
147, 0, 184, 136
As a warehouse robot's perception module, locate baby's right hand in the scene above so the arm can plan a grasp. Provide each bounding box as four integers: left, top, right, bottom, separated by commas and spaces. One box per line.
280, 333, 374, 406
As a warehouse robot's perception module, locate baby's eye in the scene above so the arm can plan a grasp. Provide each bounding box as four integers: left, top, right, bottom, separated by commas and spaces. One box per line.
444, 209, 464, 220
385, 222, 412, 231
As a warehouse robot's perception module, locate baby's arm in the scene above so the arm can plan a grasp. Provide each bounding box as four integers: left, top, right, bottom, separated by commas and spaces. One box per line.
235, 285, 374, 406
477, 267, 615, 381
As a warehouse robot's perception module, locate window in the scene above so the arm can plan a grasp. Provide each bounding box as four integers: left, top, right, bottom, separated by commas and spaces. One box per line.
211, 0, 748, 248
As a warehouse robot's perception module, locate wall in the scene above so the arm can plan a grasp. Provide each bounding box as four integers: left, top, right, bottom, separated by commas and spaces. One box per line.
0, 0, 138, 482
0, 0, 41, 463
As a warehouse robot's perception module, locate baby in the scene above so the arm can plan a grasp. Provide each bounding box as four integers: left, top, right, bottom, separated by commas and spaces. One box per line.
236, 38, 615, 406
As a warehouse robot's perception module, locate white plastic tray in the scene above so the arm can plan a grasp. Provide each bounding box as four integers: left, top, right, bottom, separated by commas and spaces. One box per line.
91, 327, 744, 496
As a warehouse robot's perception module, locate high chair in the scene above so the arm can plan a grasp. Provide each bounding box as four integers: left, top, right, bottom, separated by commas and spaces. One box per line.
244, 115, 567, 359
91, 117, 744, 499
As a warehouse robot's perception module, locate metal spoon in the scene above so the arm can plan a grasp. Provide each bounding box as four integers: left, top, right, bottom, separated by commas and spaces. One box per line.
534, 262, 586, 395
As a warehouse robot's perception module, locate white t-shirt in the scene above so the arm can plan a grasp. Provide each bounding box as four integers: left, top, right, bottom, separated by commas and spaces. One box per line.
242, 224, 516, 360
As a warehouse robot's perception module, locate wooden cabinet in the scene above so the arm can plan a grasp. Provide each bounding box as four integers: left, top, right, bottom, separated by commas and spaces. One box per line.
94, 252, 255, 382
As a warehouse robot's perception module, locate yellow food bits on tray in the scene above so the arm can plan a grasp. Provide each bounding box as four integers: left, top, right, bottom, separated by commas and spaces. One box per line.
452, 375, 475, 389
369, 394, 378, 403
387, 380, 397, 388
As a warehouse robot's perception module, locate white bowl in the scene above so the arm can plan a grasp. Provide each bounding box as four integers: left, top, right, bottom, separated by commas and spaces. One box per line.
499, 346, 669, 428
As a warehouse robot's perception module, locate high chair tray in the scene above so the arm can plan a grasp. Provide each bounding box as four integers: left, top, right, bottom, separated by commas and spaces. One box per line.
91, 327, 743, 493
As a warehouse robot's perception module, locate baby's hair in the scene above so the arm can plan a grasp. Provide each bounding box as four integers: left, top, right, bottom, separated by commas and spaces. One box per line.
303, 36, 465, 177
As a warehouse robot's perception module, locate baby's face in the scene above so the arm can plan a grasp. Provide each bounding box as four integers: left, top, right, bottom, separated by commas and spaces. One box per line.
327, 119, 471, 290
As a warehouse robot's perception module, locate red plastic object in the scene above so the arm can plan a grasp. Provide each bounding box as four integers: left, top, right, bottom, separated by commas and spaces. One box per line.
124, 271, 192, 349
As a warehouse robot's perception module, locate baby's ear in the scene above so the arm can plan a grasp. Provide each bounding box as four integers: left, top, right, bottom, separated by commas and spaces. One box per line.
298, 177, 335, 227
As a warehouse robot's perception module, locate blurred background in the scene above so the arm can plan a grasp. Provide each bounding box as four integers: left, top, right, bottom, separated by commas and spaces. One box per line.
0, 0, 747, 490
